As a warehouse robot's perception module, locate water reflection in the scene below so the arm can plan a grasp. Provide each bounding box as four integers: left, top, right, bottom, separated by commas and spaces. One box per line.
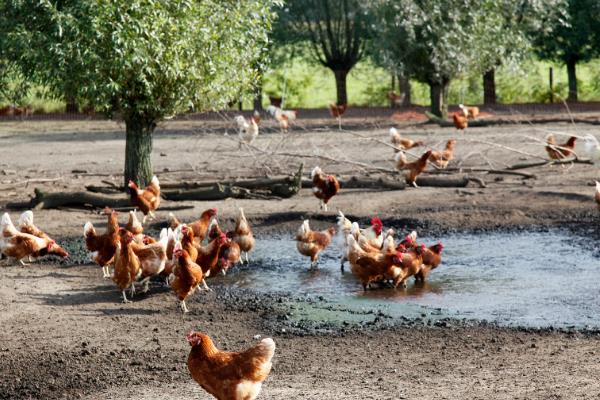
223, 231, 600, 328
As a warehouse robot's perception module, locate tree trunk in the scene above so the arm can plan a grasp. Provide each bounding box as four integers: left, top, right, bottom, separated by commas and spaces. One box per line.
124, 114, 155, 187
253, 78, 263, 111
65, 96, 78, 113
333, 69, 349, 105
566, 59, 578, 102
390, 73, 396, 108
483, 69, 496, 105
429, 80, 449, 118
399, 75, 411, 107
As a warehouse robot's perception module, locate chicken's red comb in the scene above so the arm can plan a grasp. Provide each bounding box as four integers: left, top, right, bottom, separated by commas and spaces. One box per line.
186, 331, 196, 344
371, 217, 383, 227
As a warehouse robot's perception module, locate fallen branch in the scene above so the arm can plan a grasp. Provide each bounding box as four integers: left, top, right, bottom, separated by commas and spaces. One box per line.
162, 184, 277, 201
14, 188, 131, 210
162, 164, 304, 201
435, 167, 536, 179
507, 158, 592, 170
414, 176, 471, 188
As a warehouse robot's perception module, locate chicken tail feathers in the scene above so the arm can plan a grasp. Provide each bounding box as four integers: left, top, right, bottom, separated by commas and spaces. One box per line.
18, 210, 34, 228
2, 213, 18, 236
311, 166, 322, 179
83, 221, 95, 238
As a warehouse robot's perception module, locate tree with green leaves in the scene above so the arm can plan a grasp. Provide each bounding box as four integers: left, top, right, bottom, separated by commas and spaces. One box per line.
0, 0, 278, 186
533, 0, 600, 102
375, 0, 489, 117
373, 0, 565, 115
478, 0, 566, 105
275, 0, 372, 105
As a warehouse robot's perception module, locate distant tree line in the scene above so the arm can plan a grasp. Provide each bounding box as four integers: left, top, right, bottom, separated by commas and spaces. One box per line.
273, 0, 600, 117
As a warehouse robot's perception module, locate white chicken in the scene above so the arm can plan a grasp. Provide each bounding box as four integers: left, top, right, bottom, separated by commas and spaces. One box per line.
583, 134, 600, 167
337, 211, 354, 271
235, 115, 259, 147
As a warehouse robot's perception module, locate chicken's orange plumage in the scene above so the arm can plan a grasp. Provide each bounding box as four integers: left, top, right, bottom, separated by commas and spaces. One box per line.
195, 232, 228, 275
452, 113, 468, 130
128, 175, 160, 223
232, 207, 254, 264
395, 244, 426, 288
389, 127, 423, 151
112, 230, 141, 303
17, 211, 69, 259
458, 104, 479, 119
311, 166, 340, 211
188, 208, 218, 243
395, 150, 432, 187
170, 247, 206, 313
187, 332, 275, 400
347, 234, 403, 291
130, 228, 168, 293
296, 219, 336, 269
207, 222, 241, 276
428, 139, 456, 169
329, 103, 347, 118
1, 213, 57, 264
546, 134, 576, 160
83, 208, 120, 278
415, 242, 444, 282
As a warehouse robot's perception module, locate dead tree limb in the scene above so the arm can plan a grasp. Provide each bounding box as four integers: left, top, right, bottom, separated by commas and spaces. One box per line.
162, 164, 304, 200
507, 158, 592, 170
24, 189, 131, 210
433, 167, 536, 179
414, 176, 470, 188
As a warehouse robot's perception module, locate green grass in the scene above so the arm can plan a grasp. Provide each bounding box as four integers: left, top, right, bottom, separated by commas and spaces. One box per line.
261, 57, 600, 108
5, 58, 600, 112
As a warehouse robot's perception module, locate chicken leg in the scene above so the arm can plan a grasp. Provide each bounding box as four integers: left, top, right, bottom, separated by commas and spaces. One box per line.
244, 252, 250, 264
202, 279, 212, 292
121, 291, 131, 303
140, 277, 151, 293
180, 300, 189, 313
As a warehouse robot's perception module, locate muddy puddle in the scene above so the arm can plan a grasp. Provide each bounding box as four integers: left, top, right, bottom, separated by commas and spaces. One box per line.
213, 230, 600, 329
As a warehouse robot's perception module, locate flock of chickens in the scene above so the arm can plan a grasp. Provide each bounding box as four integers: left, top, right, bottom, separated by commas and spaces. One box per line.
7, 105, 600, 400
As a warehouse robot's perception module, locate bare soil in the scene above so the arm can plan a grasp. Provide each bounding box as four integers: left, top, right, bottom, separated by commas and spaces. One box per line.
1, 112, 600, 399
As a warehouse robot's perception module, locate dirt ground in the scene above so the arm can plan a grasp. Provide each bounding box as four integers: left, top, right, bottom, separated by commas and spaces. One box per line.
1, 112, 600, 399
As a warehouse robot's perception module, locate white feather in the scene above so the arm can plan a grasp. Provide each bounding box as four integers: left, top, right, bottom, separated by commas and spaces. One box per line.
83, 221, 94, 237
17, 210, 34, 228
150, 175, 159, 186
311, 166, 322, 179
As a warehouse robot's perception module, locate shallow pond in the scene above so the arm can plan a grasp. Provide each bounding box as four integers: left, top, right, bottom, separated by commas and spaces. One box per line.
219, 230, 600, 329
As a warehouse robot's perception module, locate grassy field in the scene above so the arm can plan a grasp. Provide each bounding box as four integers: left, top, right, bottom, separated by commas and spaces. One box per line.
261, 58, 600, 108
4, 58, 600, 112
